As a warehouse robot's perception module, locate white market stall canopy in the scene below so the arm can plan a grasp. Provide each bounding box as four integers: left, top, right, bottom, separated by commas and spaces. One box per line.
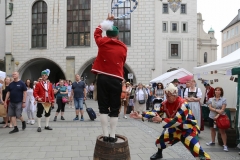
194, 48, 240, 74
150, 68, 192, 86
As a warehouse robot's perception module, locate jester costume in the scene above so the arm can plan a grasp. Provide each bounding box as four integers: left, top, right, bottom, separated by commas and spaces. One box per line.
147, 96, 210, 160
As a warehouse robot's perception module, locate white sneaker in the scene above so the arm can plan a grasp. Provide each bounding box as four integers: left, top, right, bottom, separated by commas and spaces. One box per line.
124, 115, 127, 119
30, 120, 35, 125
27, 119, 31, 124
206, 142, 215, 146
223, 145, 228, 152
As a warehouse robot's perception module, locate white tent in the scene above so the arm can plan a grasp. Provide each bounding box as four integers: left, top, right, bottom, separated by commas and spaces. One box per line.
150, 68, 192, 86
193, 48, 240, 74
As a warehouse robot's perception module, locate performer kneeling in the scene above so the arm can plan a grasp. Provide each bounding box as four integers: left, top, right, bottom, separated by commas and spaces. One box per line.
33, 69, 55, 132
130, 83, 211, 160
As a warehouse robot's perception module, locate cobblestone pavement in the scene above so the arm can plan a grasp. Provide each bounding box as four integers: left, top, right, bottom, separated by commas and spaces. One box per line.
0, 100, 239, 160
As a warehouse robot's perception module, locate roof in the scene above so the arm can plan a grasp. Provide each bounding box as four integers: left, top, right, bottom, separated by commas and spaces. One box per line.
208, 27, 214, 33
221, 14, 240, 32
150, 68, 192, 86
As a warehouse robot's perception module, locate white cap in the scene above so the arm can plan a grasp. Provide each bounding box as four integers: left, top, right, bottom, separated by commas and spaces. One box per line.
165, 83, 178, 95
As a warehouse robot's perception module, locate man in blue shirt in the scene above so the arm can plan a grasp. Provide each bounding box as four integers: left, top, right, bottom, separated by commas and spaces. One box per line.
70, 74, 87, 121
4, 72, 27, 134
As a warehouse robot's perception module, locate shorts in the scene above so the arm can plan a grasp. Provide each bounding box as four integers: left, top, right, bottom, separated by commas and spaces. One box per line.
74, 97, 84, 110
208, 117, 214, 128
8, 102, 23, 118
97, 74, 122, 117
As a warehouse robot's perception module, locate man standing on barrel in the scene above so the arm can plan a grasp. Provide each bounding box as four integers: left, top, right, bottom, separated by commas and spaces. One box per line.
91, 14, 127, 143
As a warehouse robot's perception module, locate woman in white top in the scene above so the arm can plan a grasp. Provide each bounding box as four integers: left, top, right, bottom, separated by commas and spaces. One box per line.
184, 79, 202, 129
24, 79, 37, 125
134, 83, 148, 114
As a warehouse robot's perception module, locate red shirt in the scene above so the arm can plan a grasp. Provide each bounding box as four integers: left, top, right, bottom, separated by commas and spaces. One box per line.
33, 81, 55, 103
91, 26, 127, 80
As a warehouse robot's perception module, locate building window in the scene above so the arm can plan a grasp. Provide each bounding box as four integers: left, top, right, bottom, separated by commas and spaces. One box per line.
169, 42, 181, 59
223, 33, 227, 41
67, 0, 91, 46
32, 1, 47, 48
236, 42, 239, 50
163, 4, 168, 13
112, 0, 131, 45
231, 44, 235, 52
171, 22, 178, 32
204, 52, 207, 63
182, 22, 187, 32
181, 4, 186, 14
162, 22, 168, 32
235, 26, 239, 35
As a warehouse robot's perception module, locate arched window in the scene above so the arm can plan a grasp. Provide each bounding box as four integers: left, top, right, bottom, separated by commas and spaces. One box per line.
204, 52, 207, 63
111, 0, 131, 45
67, 0, 91, 46
32, 1, 47, 48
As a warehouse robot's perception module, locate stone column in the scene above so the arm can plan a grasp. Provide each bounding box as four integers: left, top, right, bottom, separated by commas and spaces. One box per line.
5, 53, 14, 76
66, 56, 75, 81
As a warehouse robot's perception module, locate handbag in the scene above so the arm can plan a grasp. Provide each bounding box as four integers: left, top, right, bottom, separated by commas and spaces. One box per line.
0, 104, 7, 117
62, 96, 69, 103
138, 89, 145, 104
216, 114, 230, 129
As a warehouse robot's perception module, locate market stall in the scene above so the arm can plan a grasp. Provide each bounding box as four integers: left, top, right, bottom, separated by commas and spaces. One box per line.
194, 48, 240, 147
150, 68, 192, 86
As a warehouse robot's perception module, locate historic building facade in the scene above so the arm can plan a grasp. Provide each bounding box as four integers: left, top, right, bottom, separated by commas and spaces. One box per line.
197, 13, 218, 66
1, 0, 217, 84
222, 9, 240, 57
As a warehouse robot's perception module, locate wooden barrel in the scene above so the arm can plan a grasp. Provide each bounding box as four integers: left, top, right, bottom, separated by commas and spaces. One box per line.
217, 128, 237, 148
93, 134, 131, 160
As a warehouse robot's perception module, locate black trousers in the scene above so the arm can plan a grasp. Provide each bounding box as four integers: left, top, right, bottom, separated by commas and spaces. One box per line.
56, 99, 66, 113
89, 91, 93, 99
36, 103, 51, 118
97, 74, 122, 117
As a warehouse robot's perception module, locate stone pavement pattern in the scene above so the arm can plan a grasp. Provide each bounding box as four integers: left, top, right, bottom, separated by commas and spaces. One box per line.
0, 100, 239, 160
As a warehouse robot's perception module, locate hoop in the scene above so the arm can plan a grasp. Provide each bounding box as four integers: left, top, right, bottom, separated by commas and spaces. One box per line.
111, 0, 138, 19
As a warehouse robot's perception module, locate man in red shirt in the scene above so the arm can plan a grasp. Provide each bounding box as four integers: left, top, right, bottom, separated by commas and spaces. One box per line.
34, 69, 55, 132
203, 83, 214, 104
91, 14, 127, 143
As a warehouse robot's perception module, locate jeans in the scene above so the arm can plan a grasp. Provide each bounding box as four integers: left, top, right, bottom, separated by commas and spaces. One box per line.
74, 98, 84, 110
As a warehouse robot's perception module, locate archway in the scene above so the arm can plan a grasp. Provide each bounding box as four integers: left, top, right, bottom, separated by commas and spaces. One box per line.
78, 58, 136, 85
18, 58, 66, 83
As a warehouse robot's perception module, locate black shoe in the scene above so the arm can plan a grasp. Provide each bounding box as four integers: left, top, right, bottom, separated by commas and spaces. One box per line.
103, 136, 109, 142
9, 128, 19, 134
45, 126, 53, 130
150, 152, 163, 160
37, 127, 41, 132
109, 137, 118, 143
53, 116, 57, 121
61, 116, 65, 120
22, 121, 26, 130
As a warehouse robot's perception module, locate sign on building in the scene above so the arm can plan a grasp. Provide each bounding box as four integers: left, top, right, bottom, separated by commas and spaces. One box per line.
128, 73, 133, 79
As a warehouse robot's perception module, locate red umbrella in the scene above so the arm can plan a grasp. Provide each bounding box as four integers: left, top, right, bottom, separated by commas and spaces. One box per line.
179, 75, 193, 84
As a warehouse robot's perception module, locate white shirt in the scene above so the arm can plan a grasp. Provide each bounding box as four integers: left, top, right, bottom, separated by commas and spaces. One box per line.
136, 89, 145, 101
44, 82, 48, 97
89, 85, 94, 91
184, 87, 202, 98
